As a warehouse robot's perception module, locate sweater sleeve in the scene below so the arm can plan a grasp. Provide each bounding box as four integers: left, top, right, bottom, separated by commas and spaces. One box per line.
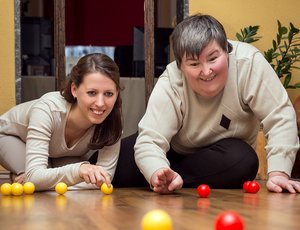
240, 50, 299, 176
134, 75, 183, 183
65, 140, 120, 190
96, 140, 120, 180
25, 105, 86, 191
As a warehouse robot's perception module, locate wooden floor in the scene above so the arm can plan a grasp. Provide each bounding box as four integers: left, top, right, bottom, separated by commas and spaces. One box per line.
1, 180, 300, 230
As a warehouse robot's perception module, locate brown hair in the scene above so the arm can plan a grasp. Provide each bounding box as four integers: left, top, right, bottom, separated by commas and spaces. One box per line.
60, 53, 123, 149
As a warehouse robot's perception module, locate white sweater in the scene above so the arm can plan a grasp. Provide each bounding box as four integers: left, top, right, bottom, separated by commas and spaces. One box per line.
134, 40, 299, 183
0, 92, 120, 190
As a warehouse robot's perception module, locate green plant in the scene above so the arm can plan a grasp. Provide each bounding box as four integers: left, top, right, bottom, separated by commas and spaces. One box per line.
236, 25, 261, 43
236, 21, 300, 89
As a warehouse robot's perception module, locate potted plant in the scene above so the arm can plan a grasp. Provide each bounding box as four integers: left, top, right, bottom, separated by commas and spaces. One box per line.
236, 21, 300, 89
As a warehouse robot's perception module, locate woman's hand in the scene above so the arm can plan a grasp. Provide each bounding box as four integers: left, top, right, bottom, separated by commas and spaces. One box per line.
150, 168, 183, 194
12, 173, 26, 184
266, 171, 300, 193
79, 163, 111, 187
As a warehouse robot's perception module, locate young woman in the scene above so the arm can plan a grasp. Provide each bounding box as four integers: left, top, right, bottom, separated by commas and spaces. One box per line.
133, 14, 300, 194
0, 53, 123, 191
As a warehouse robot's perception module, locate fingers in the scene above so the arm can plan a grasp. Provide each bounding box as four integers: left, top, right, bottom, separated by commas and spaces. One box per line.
153, 186, 172, 194
291, 180, 300, 192
286, 180, 300, 193
266, 180, 283, 193
151, 172, 170, 194
14, 173, 26, 184
150, 168, 183, 194
101, 171, 112, 187
285, 183, 296, 193
168, 174, 183, 191
79, 164, 111, 186
267, 175, 300, 193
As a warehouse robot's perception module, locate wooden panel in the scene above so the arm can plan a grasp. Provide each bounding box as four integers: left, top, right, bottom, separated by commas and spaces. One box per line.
0, 165, 8, 171
144, 0, 155, 105
54, 0, 66, 90
255, 131, 268, 180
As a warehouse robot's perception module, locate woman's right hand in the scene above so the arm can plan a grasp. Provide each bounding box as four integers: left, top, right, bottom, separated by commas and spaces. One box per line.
150, 167, 183, 194
79, 163, 111, 187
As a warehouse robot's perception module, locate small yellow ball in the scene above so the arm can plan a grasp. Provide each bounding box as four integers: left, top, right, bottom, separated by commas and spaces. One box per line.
100, 183, 113, 195
55, 182, 68, 195
23, 182, 35, 194
11, 183, 24, 196
141, 209, 173, 230
1, 183, 12, 195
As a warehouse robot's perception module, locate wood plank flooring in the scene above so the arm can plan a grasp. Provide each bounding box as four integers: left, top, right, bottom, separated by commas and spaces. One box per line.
1, 180, 300, 230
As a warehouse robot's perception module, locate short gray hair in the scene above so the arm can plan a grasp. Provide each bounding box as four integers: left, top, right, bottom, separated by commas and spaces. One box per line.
171, 14, 232, 67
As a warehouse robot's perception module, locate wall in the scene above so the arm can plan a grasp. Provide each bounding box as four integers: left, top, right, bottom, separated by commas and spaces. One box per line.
189, 0, 300, 102
0, 0, 16, 114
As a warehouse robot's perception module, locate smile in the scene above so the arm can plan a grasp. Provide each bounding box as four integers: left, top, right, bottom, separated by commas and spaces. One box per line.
200, 74, 217, 82
91, 109, 104, 115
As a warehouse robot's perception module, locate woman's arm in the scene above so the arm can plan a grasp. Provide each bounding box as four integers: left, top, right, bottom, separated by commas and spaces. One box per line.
25, 105, 85, 190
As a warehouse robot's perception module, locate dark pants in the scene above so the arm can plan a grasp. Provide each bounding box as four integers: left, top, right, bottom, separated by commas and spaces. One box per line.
93, 133, 259, 189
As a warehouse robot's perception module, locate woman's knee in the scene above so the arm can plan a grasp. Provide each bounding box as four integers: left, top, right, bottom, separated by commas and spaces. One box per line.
216, 138, 258, 164
181, 138, 259, 188
210, 138, 259, 188
0, 136, 26, 174
217, 138, 259, 171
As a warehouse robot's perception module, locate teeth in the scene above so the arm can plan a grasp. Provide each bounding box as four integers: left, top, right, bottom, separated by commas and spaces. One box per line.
92, 109, 103, 115
200, 74, 216, 81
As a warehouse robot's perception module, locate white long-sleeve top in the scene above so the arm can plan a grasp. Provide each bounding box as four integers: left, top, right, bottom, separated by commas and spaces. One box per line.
0, 92, 120, 191
134, 40, 299, 183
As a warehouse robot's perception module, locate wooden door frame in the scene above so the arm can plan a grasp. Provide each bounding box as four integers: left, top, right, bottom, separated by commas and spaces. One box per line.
144, 0, 155, 105
143, 0, 189, 104
53, 0, 189, 103
53, 0, 155, 102
54, 0, 66, 91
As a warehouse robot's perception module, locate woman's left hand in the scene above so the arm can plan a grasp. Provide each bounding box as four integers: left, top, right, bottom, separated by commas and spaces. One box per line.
266, 171, 300, 193
79, 163, 111, 187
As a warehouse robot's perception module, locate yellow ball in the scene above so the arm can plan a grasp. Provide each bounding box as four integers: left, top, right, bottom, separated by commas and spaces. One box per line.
23, 182, 35, 194
55, 182, 68, 195
1, 183, 12, 195
11, 183, 24, 196
141, 209, 173, 230
100, 183, 113, 195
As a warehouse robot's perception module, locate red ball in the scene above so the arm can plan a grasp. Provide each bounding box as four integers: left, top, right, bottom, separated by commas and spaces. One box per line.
247, 181, 260, 193
215, 211, 244, 230
197, 184, 211, 198
243, 181, 260, 193
242, 181, 251, 191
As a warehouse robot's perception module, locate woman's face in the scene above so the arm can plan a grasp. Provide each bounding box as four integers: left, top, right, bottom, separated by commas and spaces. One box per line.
180, 40, 229, 98
71, 72, 118, 126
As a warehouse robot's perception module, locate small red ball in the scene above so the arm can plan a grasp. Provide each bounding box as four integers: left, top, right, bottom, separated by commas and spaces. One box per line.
243, 181, 260, 193
197, 184, 211, 198
247, 181, 260, 193
215, 211, 244, 230
242, 181, 251, 191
